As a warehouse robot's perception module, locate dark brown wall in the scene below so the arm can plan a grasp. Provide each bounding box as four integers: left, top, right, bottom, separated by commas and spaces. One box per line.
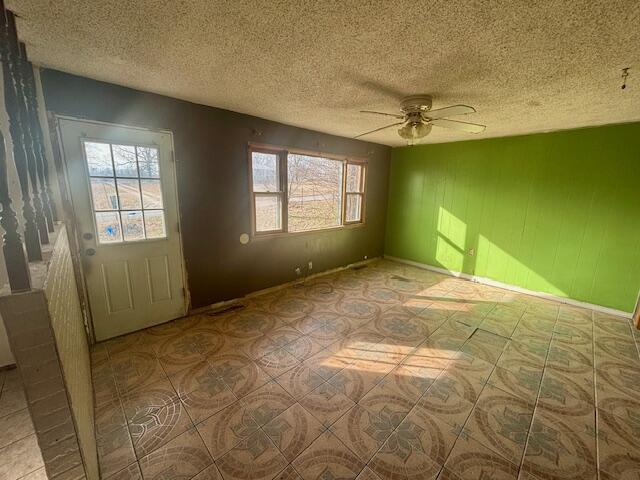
40, 69, 391, 308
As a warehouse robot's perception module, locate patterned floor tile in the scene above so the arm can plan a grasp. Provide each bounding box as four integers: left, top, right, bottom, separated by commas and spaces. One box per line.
207, 353, 253, 378
414, 383, 474, 432
192, 464, 223, 480
276, 364, 325, 400
327, 367, 385, 402
292, 430, 365, 480
196, 401, 260, 459
284, 336, 325, 361
89, 260, 640, 480
97, 426, 137, 479
95, 399, 127, 438
368, 430, 443, 480
105, 462, 143, 480
111, 351, 167, 395
462, 390, 534, 465
538, 367, 595, 416
138, 428, 213, 480
216, 430, 288, 480
242, 381, 296, 427
444, 434, 520, 480
330, 404, 391, 463
487, 364, 542, 403
263, 403, 325, 461
597, 411, 640, 480
355, 466, 381, 480
256, 348, 301, 378
460, 330, 509, 365
522, 407, 597, 480
299, 382, 355, 427
358, 383, 414, 428
223, 361, 273, 398
377, 364, 439, 403
128, 395, 194, 458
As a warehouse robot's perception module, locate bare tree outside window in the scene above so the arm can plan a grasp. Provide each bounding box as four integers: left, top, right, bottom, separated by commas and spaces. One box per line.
287, 154, 342, 232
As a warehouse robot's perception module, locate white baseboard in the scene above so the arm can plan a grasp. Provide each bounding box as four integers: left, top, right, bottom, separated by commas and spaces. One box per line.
384, 255, 633, 320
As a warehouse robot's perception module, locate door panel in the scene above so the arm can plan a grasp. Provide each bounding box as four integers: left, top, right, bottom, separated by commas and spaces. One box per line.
58, 118, 186, 340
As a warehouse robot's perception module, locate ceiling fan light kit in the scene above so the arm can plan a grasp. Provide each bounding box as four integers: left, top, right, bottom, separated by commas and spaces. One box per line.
355, 94, 486, 144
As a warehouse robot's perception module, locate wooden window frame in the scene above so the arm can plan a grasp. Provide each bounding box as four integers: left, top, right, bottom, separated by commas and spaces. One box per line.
248, 143, 367, 238
343, 162, 366, 225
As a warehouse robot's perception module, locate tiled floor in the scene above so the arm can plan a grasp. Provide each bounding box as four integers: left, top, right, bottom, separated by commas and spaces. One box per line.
0, 367, 48, 480
92, 259, 640, 480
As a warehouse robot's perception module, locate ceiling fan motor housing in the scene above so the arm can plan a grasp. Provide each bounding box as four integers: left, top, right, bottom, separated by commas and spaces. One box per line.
400, 95, 433, 114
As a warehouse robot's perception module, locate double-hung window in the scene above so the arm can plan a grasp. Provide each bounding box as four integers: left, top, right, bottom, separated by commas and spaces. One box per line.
249, 145, 366, 235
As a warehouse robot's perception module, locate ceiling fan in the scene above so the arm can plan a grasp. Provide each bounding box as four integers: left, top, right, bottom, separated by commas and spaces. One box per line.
355, 95, 485, 143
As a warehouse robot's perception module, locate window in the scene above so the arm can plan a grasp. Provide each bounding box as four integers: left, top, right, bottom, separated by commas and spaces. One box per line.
83, 141, 166, 243
344, 163, 365, 223
249, 145, 366, 235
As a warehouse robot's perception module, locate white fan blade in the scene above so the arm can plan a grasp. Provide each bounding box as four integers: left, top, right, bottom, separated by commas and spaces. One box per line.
430, 118, 486, 133
360, 110, 405, 119
424, 105, 476, 119
354, 121, 405, 139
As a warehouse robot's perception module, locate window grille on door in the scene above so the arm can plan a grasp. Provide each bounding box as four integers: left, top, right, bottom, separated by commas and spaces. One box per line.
83, 141, 166, 243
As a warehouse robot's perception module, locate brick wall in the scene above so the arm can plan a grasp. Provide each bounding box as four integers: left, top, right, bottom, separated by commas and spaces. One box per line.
45, 226, 98, 479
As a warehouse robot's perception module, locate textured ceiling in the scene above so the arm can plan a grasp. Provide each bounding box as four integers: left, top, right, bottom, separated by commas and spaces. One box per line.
8, 0, 640, 146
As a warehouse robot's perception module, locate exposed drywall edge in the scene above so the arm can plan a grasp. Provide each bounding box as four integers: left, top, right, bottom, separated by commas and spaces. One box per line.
384, 255, 632, 320
189, 257, 380, 315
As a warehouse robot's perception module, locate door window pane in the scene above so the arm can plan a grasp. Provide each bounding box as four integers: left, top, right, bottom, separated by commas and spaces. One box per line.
144, 210, 166, 239
252, 152, 279, 192
346, 194, 362, 222
121, 211, 145, 241
112, 145, 138, 177
90, 178, 118, 210
95, 211, 122, 243
83, 140, 168, 244
85, 142, 113, 176
287, 154, 342, 232
117, 178, 142, 209
255, 194, 282, 232
137, 146, 160, 178
141, 179, 163, 208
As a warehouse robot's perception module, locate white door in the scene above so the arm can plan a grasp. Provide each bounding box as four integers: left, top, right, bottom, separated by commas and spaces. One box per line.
58, 118, 187, 341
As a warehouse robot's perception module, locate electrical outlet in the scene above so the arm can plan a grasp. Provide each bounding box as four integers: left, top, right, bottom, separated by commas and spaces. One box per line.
308, 261, 313, 271
295, 267, 301, 276
468, 248, 475, 256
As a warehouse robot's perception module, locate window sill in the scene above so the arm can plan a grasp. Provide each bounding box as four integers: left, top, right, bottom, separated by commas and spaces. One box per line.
251, 222, 366, 241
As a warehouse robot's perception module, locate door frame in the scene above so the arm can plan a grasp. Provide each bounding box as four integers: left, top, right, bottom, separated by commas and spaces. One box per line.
53, 114, 189, 341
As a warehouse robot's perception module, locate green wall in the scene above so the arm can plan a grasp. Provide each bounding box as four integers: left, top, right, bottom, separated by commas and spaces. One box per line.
385, 122, 640, 313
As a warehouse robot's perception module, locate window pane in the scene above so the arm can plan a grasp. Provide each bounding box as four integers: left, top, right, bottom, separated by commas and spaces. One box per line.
137, 146, 160, 178
117, 178, 142, 209
84, 142, 113, 176
346, 194, 362, 222
112, 145, 138, 177
252, 152, 279, 192
346, 164, 363, 192
121, 211, 145, 241
255, 194, 282, 232
144, 210, 166, 239
287, 154, 342, 232
95, 211, 122, 243
141, 179, 163, 208
90, 177, 118, 210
